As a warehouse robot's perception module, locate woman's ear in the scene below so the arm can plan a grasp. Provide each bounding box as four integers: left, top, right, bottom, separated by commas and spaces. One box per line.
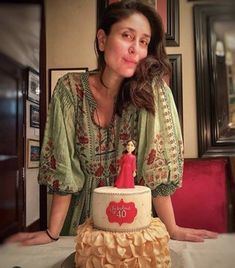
97, 29, 106, 51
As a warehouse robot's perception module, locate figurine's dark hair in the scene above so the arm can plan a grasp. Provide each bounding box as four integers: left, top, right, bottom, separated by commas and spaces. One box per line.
95, 0, 171, 115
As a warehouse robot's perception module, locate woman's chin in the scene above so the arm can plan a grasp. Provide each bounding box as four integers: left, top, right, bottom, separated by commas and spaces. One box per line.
121, 69, 136, 78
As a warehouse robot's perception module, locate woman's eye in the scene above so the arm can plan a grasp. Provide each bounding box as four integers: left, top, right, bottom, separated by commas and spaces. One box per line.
122, 32, 133, 40
140, 39, 149, 47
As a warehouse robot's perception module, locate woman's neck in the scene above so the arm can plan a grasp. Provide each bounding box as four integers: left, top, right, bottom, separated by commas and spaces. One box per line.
100, 69, 123, 98
89, 72, 121, 128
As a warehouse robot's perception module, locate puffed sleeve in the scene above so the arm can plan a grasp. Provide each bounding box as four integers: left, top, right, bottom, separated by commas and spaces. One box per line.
137, 80, 184, 197
38, 75, 85, 194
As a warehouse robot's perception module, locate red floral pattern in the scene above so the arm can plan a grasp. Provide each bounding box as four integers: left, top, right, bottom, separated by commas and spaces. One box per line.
147, 149, 156, 165
119, 132, 130, 141
98, 180, 105, 187
109, 162, 117, 175
95, 165, 104, 177
53, 180, 60, 191
50, 155, 56, 169
143, 134, 171, 186
78, 135, 89, 144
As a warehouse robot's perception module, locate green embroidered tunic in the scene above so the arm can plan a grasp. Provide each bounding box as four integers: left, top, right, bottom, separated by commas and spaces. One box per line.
38, 72, 183, 235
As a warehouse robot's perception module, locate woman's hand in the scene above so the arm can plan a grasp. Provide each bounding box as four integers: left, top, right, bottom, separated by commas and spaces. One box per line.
5, 194, 71, 246
152, 195, 218, 242
4, 231, 54, 246
169, 225, 218, 242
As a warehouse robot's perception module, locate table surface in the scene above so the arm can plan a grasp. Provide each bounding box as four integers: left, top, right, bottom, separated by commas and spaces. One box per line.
169, 233, 235, 268
0, 233, 234, 268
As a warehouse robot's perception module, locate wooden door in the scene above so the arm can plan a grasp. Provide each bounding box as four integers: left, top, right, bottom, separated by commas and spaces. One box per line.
0, 53, 25, 242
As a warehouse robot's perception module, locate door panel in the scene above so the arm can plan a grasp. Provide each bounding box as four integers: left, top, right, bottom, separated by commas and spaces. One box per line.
0, 69, 17, 154
0, 158, 19, 237
0, 54, 24, 242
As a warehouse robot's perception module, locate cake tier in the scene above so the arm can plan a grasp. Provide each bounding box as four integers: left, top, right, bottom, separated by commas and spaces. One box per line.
75, 217, 171, 268
91, 186, 151, 232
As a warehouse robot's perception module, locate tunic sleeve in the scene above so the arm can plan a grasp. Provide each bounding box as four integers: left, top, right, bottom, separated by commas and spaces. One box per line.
38, 75, 85, 194
137, 80, 184, 197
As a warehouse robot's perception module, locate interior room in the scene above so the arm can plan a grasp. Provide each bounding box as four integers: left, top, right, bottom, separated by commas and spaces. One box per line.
0, 0, 235, 267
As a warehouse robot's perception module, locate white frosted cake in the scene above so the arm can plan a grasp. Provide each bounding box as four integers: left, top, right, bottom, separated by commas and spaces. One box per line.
92, 186, 151, 232
75, 185, 171, 267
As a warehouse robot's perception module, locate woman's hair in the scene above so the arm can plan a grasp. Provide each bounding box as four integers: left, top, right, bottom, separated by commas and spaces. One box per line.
96, 0, 171, 115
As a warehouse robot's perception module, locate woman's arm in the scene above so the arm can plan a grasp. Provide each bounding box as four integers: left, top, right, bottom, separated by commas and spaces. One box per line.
5, 194, 71, 246
47, 194, 71, 238
152, 195, 218, 242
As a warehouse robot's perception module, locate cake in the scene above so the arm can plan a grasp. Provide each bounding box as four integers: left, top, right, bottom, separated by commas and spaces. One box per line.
75, 186, 171, 267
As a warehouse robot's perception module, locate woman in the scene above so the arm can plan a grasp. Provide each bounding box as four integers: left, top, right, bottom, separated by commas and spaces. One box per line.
7, 0, 217, 245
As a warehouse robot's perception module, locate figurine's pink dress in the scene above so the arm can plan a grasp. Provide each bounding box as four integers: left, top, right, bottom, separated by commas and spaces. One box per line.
115, 153, 136, 188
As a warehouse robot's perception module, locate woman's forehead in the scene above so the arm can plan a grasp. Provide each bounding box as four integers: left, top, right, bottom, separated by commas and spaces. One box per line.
111, 13, 151, 36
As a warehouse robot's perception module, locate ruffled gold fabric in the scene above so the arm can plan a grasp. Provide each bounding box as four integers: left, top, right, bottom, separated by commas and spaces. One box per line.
75, 217, 171, 268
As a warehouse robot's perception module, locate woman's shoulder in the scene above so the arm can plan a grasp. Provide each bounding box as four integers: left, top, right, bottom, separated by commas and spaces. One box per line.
152, 77, 169, 89
57, 71, 87, 94
51, 71, 91, 105
151, 77, 173, 99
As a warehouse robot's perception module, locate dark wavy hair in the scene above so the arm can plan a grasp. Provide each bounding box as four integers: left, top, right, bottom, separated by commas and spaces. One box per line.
95, 0, 171, 115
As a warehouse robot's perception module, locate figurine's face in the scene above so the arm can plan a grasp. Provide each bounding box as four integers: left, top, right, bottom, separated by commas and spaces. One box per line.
126, 141, 135, 153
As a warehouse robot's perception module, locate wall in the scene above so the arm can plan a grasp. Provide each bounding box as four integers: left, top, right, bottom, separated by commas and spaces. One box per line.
26, 100, 40, 226
166, 0, 197, 157
46, 0, 97, 97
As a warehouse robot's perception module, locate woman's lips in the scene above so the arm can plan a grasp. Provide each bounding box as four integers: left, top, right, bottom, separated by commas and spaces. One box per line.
123, 58, 138, 66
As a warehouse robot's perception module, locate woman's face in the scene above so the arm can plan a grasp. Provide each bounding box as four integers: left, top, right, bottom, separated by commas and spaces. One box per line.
126, 141, 135, 153
98, 13, 151, 79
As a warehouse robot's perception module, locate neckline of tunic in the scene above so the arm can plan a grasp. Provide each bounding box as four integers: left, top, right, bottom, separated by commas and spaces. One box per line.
81, 72, 116, 130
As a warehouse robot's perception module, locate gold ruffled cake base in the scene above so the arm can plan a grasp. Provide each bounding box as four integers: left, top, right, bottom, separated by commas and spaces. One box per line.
75, 217, 171, 268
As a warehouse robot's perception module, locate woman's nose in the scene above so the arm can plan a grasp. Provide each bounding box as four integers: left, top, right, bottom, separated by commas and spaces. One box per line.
128, 39, 139, 54
128, 46, 135, 54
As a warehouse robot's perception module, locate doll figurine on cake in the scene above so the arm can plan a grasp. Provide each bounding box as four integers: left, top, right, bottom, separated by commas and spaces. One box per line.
114, 140, 136, 188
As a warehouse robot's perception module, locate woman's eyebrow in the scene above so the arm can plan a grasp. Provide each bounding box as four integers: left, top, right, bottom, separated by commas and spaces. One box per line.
120, 27, 151, 38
